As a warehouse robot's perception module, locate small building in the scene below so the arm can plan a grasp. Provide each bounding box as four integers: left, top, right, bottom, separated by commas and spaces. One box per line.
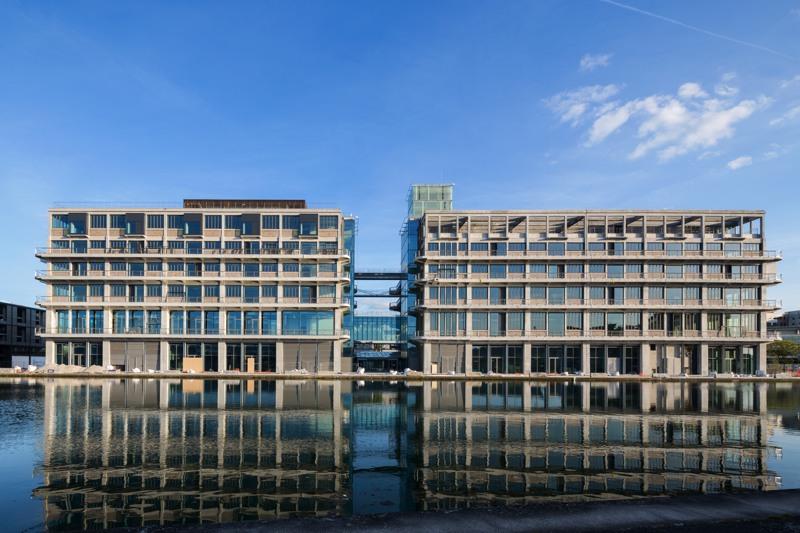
352, 315, 402, 372
0, 301, 45, 367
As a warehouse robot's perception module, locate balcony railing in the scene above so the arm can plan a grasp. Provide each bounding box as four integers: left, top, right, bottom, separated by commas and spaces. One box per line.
423, 272, 781, 283
419, 249, 781, 260
35, 269, 347, 280
36, 327, 350, 337
420, 298, 780, 308
417, 329, 771, 339
35, 246, 352, 258
34, 295, 345, 306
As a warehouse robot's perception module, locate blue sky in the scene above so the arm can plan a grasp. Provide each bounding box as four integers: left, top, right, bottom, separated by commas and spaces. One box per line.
1, 0, 799, 312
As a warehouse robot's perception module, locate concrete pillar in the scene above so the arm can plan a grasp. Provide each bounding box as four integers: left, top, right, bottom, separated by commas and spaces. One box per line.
275, 341, 284, 374
464, 342, 473, 375
757, 342, 768, 374
581, 343, 590, 374
699, 344, 709, 376
102, 340, 112, 368
523, 343, 531, 374
333, 340, 342, 373
581, 382, 590, 412
159, 340, 169, 371
640, 342, 651, 375
422, 343, 432, 374
45, 339, 55, 366
218, 341, 226, 372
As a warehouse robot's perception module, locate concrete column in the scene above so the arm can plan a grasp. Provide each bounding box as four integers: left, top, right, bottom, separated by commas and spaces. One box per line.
699, 344, 709, 376
640, 342, 651, 375
275, 341, 284, 374
757, 342, 768, 374
218, 341, 226, 372
333, 340, 342, 373
159, 340, 169, 371
581, 343, 590, 374
102, 340, 112, 368
422, 343, 432, 374
45, 339, 55, 366
464, 342, 473, 375
523, 343, 531, 374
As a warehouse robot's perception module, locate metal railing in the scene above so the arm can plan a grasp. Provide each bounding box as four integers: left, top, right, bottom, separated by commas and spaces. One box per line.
34, 295, 345, 305
35, 246, 351, 258
36, 326, 350, 337
425, 272, 781, 282
420, 249, 781, 260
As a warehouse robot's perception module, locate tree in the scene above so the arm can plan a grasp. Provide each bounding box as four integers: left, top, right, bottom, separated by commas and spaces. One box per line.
767, 340, 800, 371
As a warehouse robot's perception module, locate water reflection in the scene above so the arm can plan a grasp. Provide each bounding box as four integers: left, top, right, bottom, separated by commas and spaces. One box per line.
35, 379, 778, 529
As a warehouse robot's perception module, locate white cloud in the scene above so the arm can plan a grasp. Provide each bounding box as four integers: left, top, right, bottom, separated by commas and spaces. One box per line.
548, 74, 768, 161
579, 53, 612, 72
779, 74, 800, 89
769, 104, 800, 126
697, 150, 721, 160
763, 143, 786, 160
543, 84, 621, 125
678, 82, 708, 99
727, 156, 752, 170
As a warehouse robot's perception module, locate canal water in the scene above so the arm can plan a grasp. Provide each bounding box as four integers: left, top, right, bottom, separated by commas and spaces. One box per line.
1, 378, 799, 531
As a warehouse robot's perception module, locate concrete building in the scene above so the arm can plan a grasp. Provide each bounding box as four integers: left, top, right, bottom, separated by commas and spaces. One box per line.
0, 301, 45, 367
35, 199, 354, 372
411, 210, 782, 376
768, 310, 800, 345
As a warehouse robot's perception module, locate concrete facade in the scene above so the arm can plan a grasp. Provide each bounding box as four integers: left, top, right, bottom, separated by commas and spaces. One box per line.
412, 210, 781, 376
36, 200, 353, 372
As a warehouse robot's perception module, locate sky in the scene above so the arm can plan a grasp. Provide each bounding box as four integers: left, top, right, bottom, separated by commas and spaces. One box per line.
1, 0, 799, 313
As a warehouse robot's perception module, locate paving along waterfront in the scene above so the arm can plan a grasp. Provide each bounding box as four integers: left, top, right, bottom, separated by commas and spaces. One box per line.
1, 378, 799, 531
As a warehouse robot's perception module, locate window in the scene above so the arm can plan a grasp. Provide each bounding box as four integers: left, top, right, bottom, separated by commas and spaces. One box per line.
52, 214, 69, 229
319, 215, 338, 230
490, 264, 506, 279
204, 215, 222, 229
471, 242, 489, 252
281, 311, 334, 335
507, 312, 524, 331
282, 215, 299, 230
225, 285, 241, 298
530, 312, 546, 331
548, 242, 565, 256
90, 240, 105, 249
608, 264, 624, 279
548, 312, 565, 336
147, 214, 164, 229
261, 215, 280, 229
472, 313, 489, 331
110, 215, 126, 229
168, 215, 184, 229
261, 312, 277, 335
530, 286, 546, 300
567, 312, 582, 331
90, 214, 107, 228
204, 284, 220, 298
147, 285, 162, 297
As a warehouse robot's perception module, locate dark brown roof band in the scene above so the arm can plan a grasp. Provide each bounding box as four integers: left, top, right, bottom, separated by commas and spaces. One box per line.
182, 199, 307, 209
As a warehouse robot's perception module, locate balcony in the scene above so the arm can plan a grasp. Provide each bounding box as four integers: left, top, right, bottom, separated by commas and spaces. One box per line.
417, 249, 781, 261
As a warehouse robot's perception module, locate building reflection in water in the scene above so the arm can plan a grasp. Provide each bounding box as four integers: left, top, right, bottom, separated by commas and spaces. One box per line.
36, 379, 778, 529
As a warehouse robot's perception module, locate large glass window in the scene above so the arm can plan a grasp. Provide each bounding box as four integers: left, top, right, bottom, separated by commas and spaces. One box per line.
547, 312, 565, 336
282, 311, 334, 335
227, 311, 242, 335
